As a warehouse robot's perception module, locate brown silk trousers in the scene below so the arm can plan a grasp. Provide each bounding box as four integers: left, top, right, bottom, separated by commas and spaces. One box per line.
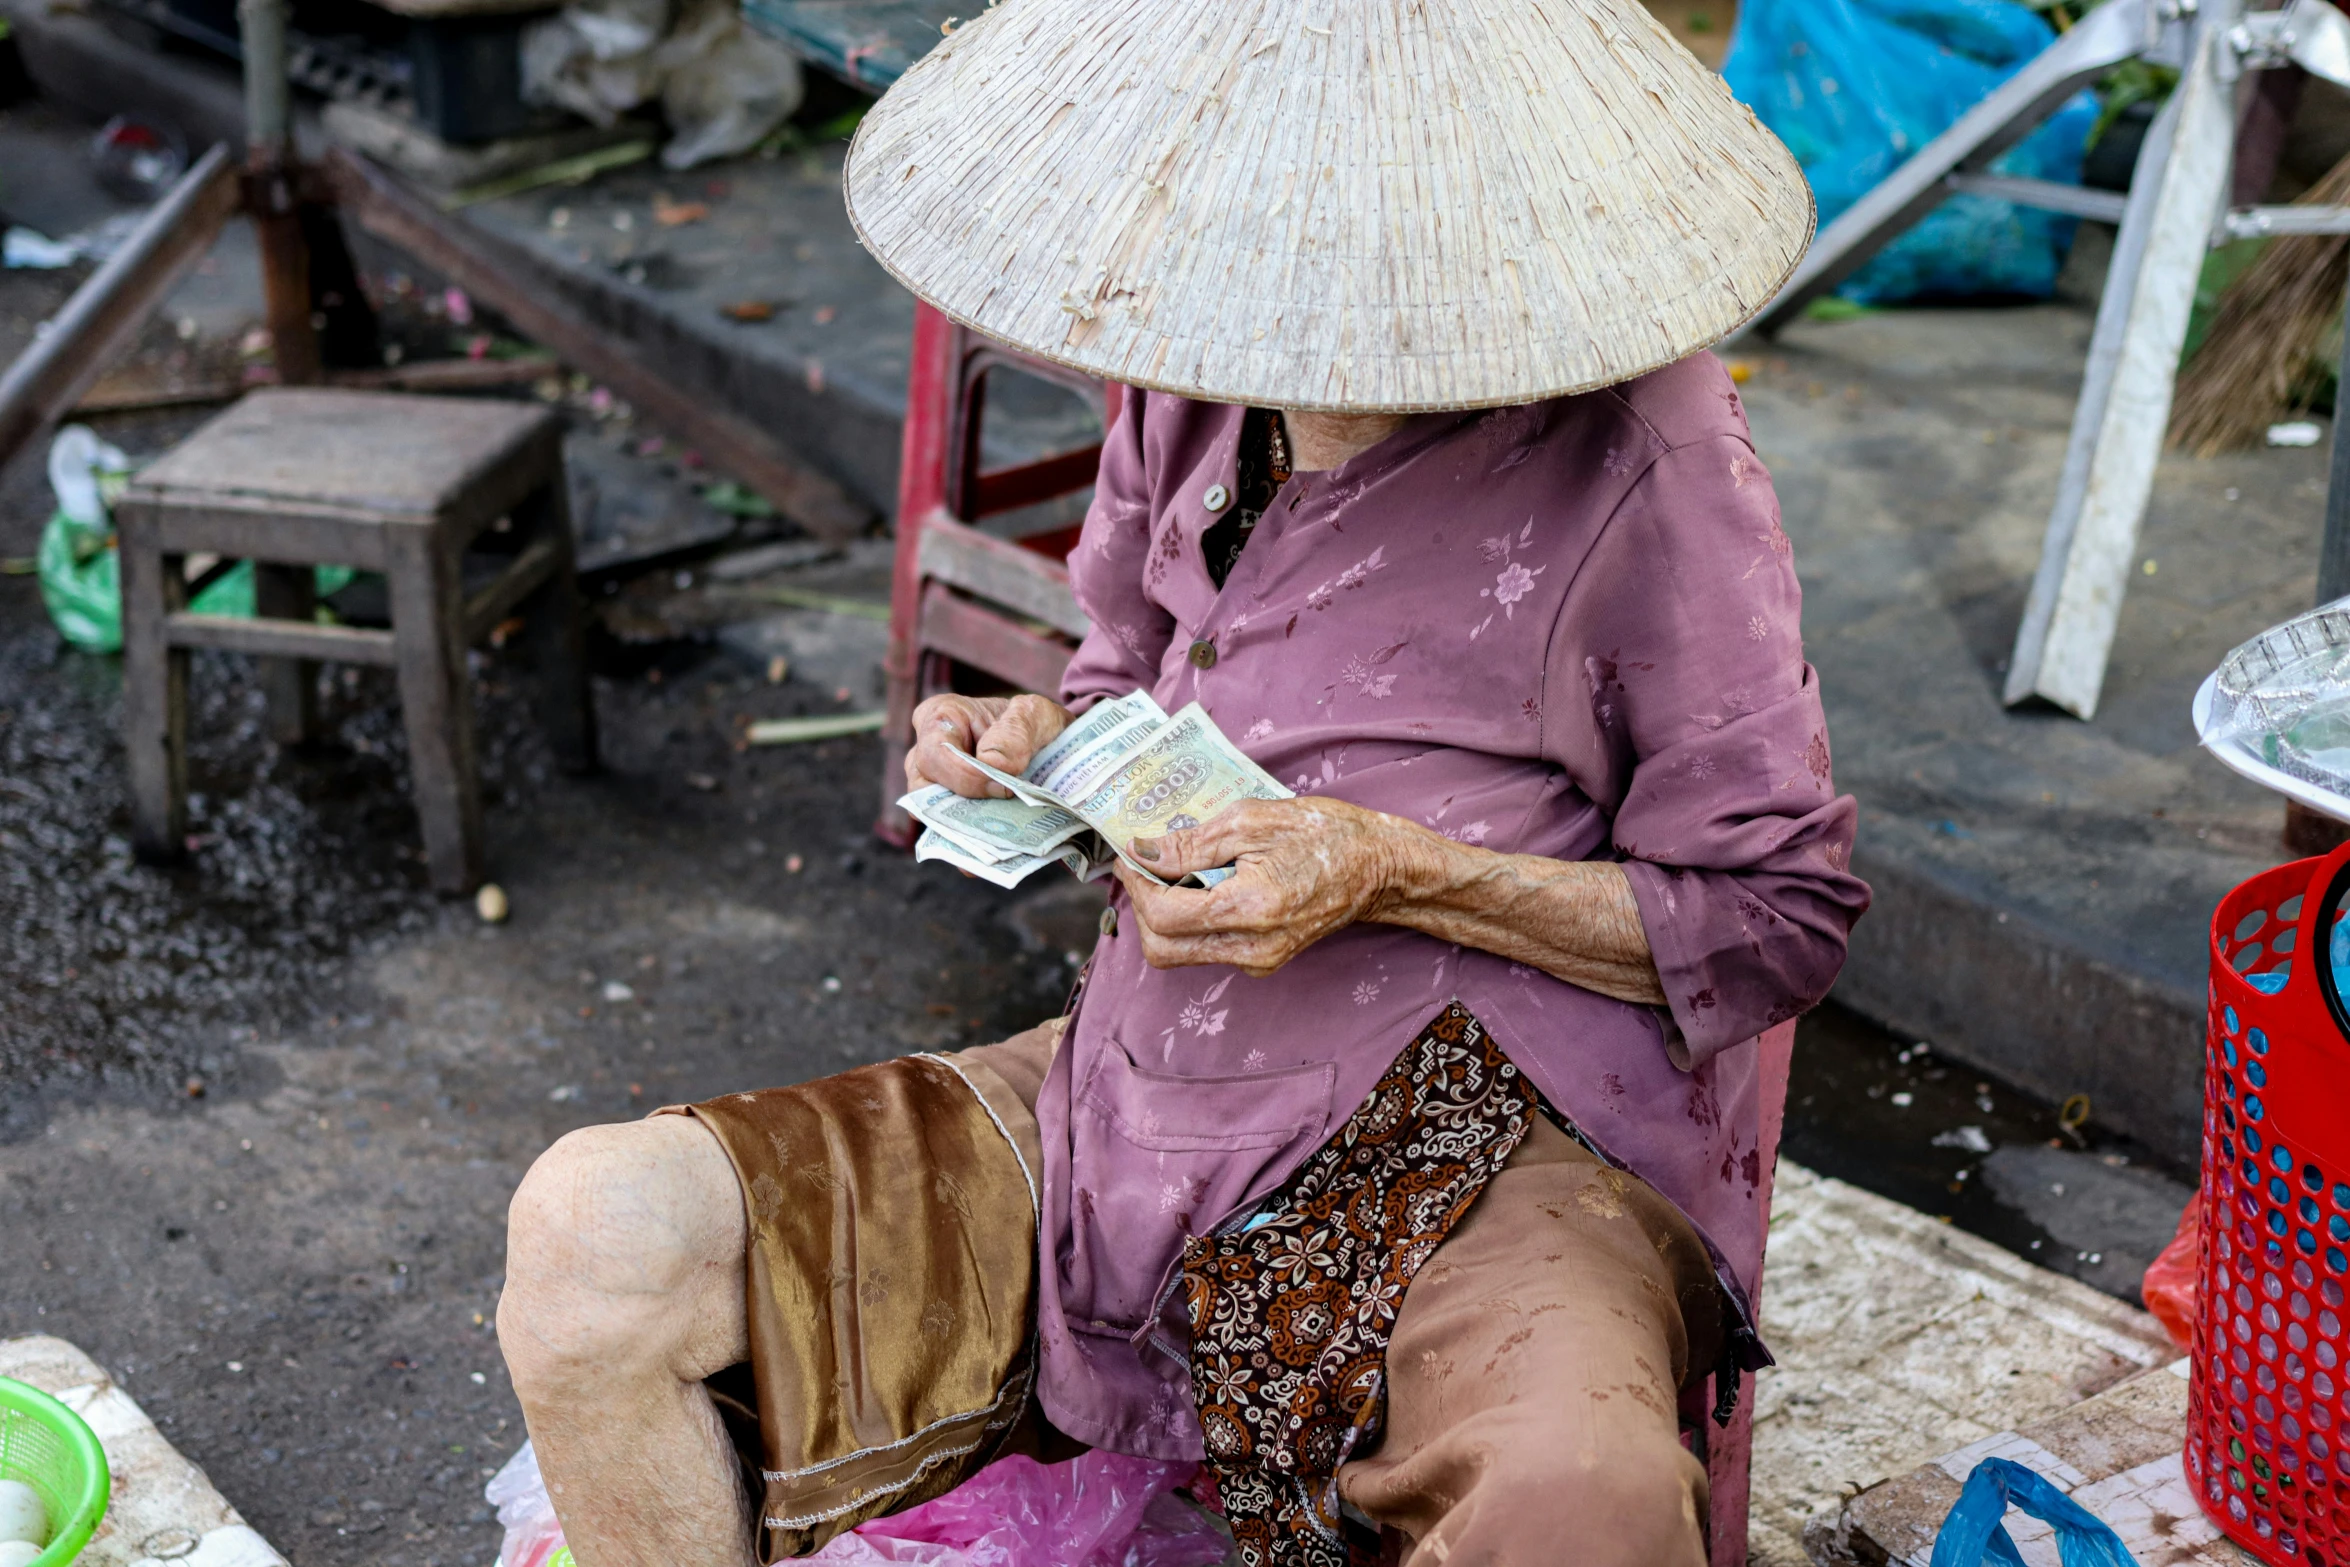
668, 1020, 1722, 1567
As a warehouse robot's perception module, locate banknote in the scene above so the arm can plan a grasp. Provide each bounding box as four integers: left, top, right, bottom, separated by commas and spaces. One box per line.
914, 827, 1094, 887
1067, 705, 1290, 878
899, 783, 1088, 858
903, 696, 1287, 890
1026, 690, 1167, 790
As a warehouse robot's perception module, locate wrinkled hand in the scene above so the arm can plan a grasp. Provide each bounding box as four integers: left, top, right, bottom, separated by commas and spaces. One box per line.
1115, 797, 1413, 976
905, 693, 1074, 798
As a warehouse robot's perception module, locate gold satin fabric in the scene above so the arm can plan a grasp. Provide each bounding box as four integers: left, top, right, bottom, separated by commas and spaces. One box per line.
660, 1047, 1044, 1560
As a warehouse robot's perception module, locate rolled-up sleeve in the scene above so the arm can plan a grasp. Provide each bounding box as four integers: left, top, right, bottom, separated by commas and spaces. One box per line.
1058, 392, 1175, 713
1552, 432, 1870, 1066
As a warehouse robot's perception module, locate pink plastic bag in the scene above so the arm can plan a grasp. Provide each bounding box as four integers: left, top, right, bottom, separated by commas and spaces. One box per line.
485, 1441, 574, 1567
807, 1452, 1233, 1567
485, 1441, 1233, 1567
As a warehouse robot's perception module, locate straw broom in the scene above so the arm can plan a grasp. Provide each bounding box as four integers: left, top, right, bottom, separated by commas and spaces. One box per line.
2170, 150, 2350, 457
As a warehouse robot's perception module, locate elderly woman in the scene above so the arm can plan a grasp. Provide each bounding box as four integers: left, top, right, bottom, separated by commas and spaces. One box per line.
496, 2, 1868, 1565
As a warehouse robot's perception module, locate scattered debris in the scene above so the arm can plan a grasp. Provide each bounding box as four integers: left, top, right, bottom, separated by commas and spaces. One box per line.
699, 479, 777, 518
1933, 1125, 1994, 1154
720, 299, 783, 322
746, 712, 886, 745
3, 226, 82, 269
443, 139, 660, 211
89, 115, 188, 202
706, 540, 840, 580
2266, 420, 2321, 447
476, 883, 511, 924
741, 584, 889, 621
652, 195, 710, 226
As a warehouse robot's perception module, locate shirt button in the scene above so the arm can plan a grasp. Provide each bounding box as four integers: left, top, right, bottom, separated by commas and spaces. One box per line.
1098, 905, 1118, 938
1203, 483, 1232, 513
1188, 638, 1218, 669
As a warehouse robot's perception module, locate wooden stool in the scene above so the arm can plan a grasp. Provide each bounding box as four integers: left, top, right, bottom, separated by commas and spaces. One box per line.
114, 387, 597, 895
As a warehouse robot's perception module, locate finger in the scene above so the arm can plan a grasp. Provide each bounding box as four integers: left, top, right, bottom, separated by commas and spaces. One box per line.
1120, 865, 1250, 940
911, 706, 1011, 798
1116, 866, 1214, 937
1134, 799, 1287, 875
974, 694, 1069, 778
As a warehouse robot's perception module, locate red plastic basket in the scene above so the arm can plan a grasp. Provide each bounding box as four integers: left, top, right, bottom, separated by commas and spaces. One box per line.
2189, 841, 2350, 1564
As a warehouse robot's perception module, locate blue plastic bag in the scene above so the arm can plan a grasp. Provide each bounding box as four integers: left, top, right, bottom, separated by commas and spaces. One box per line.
1723, 0, 2101, 304
1930, 1457, 2135, 1567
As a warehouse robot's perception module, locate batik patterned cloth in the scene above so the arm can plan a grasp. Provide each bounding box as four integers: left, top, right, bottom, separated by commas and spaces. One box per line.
1180, 1003, 1537, 1567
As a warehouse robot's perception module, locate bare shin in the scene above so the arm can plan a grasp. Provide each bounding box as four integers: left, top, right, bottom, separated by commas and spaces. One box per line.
500, 1115, 756, 1567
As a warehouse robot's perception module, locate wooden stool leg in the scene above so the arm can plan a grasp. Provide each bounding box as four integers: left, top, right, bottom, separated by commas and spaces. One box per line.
513, 478, 598, 775
252, 562, 318, 746
120, 529, 189, 862
385, 526, 483, 895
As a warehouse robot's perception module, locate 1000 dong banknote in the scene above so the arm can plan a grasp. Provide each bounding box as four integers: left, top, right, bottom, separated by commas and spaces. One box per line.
1068, 704, 1291, 884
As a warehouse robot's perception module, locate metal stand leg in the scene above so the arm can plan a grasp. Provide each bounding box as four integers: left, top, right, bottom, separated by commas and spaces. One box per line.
2004, 10, 2235, 716
237, 0, 322, 386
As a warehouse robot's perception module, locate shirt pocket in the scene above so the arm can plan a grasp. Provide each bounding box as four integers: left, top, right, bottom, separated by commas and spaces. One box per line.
1060, 1038, 1334, 1335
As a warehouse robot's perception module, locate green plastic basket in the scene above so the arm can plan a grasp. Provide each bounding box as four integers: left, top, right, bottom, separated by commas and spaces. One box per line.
0, 1378, 108, 1567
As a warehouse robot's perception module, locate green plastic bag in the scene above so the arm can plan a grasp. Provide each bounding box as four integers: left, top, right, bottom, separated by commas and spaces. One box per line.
36, 426, 352, 655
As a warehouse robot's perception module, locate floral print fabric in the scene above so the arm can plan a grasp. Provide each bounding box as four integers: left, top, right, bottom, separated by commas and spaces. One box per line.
1181, 1003, 1537, 1567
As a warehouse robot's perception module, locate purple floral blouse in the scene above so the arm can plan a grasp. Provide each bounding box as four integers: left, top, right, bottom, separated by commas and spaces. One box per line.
1027, 352, 1870, 1459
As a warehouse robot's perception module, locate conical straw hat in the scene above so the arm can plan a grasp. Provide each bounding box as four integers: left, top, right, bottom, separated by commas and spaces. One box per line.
844, 0, 1814, 412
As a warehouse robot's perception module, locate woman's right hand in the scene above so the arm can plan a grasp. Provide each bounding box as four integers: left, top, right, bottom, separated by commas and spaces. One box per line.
905, 693, 1075, 798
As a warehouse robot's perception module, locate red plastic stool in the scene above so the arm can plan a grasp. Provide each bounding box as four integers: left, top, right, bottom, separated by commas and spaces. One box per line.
874, 301, 1123, 844
2191, 841, 2350, 1566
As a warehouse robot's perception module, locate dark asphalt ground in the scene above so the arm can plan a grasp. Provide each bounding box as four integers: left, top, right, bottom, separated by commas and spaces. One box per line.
0, 164, 2195, 1567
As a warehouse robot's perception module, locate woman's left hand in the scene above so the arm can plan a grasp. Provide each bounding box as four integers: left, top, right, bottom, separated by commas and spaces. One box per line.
1114, 797, 1414, 976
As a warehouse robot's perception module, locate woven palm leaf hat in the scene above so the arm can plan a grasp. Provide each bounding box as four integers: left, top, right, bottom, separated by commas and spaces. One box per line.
842, 0, 1814, 412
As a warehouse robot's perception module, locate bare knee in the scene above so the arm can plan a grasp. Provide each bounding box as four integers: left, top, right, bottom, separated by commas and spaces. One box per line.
500, 1116, 747, 1395
1355, 1420, 1708, 1567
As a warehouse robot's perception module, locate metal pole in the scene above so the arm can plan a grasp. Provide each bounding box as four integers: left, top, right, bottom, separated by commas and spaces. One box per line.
2320, 267, 2350, 603
238, 0, 321, 384
238, 0, 289, 156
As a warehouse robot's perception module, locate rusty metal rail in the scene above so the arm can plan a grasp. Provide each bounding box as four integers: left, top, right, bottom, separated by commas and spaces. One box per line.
0, 142, 243, 472
323, 148, 872, 544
